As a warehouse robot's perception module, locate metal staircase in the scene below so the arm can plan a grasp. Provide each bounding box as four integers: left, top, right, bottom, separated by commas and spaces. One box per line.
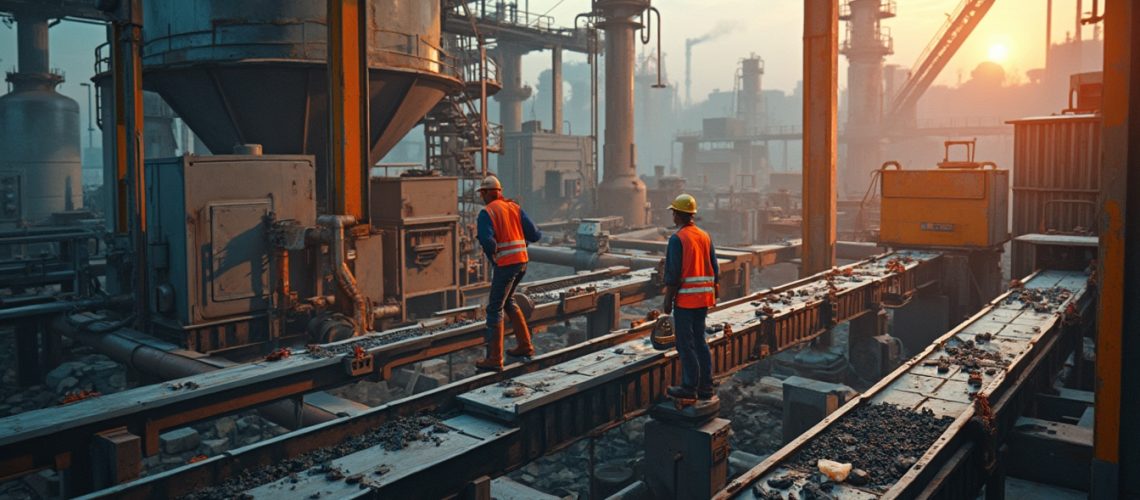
425, 5, 504, 288
886, 0, 996, 128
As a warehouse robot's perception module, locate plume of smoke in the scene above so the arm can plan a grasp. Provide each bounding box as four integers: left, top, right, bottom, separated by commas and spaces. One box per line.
687, 19, 744, 46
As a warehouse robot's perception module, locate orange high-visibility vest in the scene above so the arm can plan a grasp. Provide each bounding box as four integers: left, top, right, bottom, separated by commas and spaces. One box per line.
484, 198, 529, 266
675, 224, 716, 309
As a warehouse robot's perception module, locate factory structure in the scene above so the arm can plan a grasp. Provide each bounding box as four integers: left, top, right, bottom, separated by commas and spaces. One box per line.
0, 0, 1135, 499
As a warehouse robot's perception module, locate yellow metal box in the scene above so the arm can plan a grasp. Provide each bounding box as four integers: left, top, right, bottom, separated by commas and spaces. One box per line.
879, 168, 1009, 248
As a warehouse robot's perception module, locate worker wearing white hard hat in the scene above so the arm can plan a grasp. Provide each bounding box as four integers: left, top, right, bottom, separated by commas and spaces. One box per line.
474, 175, 543, 371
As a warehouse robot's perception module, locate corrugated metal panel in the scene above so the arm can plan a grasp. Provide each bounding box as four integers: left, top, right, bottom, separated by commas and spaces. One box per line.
1008, 114, 1101, 278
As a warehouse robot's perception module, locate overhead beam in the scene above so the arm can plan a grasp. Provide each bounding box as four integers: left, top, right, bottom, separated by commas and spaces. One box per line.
801, 0, 838, 276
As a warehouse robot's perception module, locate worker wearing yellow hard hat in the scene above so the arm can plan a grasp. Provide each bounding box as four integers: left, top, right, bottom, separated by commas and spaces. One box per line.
662, 193, 719, 400
474, 175, 542, 371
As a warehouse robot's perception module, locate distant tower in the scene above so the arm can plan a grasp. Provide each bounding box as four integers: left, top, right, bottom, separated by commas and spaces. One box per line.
736, 54, 765, 132
841, 0, 894, 197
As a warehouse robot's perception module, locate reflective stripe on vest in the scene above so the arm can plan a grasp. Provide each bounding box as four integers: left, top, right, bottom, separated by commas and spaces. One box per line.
484, 199, 530, 266
675, 224, 716, 308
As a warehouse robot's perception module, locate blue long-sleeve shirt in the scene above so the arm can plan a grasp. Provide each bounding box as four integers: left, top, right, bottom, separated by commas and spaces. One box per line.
663, 228, 720, 287
477, 202, 543, 263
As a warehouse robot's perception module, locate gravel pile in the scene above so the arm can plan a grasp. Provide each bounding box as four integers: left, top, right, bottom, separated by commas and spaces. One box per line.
789, 403, 953, 491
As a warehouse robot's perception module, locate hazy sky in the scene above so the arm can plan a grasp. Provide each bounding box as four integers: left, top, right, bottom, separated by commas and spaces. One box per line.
522, 0, 1089, 95
0, 1, 1092, 150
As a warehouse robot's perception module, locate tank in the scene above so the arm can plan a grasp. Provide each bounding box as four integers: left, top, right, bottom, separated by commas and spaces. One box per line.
139, 0, 461, 203
0, 15, 83, 225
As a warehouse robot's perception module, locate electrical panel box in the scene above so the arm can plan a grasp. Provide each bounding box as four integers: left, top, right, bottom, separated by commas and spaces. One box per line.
880, 168, 1009, 249
145, 154, 316, 352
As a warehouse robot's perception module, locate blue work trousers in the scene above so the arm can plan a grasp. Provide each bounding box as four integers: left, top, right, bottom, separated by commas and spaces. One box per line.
486, 262, 527, 328
674, 306, 712, 389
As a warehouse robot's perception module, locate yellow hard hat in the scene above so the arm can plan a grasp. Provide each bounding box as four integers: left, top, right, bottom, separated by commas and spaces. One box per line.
477, 175, 502, 192
669, 193, 698, 214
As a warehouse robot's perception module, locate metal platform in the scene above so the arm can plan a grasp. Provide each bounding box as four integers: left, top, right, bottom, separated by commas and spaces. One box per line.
76, 250, 941, 498
720, 269, 1093, 499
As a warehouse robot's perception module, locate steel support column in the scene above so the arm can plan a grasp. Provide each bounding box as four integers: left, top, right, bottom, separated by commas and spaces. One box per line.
108, 0, 148, 326
596, 0, 649, 227
496, 46, 528, 134
327, 0, 370, 221
552, 45, 564, 134
1093, 1, 1140, 497
801, 0, 838, 276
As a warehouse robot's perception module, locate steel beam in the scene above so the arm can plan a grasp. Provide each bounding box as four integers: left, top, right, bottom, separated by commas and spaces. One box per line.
1093, 1, 1140, 497
801, 0, 838, 276
86, 251, 940, 498
720, 269, 1094, 499
0, 268, 667, 483
326, 0, 370, 221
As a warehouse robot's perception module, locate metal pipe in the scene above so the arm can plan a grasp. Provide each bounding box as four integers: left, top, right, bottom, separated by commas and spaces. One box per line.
552, 45, 563, 134
0, 296, 125, 323
527, 245, 660, 271
16, 13, 49, 75
319, 215, 370, 334
49, 315, 336, 428
596, 0, 649, 227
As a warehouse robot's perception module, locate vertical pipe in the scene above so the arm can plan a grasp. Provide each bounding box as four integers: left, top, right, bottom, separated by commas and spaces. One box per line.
16, 14, 49, 74
552, 45, 564, 134
111, 0, 148, 327
1093, 2, 1138, 497
326, 0, 370, 222
1046, 0, 1053, 62
597, 0, 649, 227
1076, 0, 1083, 42
497, 46, 527, 133
801, 0, 838, 277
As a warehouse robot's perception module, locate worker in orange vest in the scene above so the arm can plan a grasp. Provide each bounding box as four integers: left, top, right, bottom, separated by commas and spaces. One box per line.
475, 175, 543, 371
662, 194, 719, 400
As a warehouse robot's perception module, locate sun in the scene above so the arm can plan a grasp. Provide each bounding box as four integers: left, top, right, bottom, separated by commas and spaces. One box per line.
988, 43, 1009, 63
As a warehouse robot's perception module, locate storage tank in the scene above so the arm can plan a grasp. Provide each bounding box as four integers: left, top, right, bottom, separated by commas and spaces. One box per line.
139, 0, 462, 205
0, 14, 83, 225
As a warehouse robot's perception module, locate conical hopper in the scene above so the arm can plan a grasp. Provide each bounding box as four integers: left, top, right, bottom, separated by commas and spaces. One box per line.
140, 0, 461, 198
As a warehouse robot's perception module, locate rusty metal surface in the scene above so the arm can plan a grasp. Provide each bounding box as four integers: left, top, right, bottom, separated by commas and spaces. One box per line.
1093, 2, 1138, 496
801, 0, 838, 276
719, 269, 1092, 499
78, 251, 938, 498
0, 266, 663, 484
1007, 113, 1101, 278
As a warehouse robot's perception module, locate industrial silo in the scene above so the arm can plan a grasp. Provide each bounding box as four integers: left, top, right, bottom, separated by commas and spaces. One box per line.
139, 0, 462, 206
0, 13, 83, 226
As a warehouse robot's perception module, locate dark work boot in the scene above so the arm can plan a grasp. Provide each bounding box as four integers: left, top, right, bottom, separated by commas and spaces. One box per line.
475, 323, 505, 371
666, 385, 697, 399
697, 385, 717, 400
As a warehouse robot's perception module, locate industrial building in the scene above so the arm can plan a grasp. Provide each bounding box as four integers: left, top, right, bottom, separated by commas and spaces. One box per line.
0, 0, 1135, 499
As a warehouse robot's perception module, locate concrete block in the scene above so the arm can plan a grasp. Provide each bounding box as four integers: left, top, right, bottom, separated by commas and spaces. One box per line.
781, 376, 857, 444
160, 428, 201, 455
201, 437, 229, 455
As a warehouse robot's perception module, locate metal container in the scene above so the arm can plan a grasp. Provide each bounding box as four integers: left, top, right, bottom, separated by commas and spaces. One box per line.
0, 10, 82, 227
139, 0, 462, 201
879, 167, 1010, 249
370, 175, 460, 321
1006, 114, 1101, 278
145, 154, 317, 352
